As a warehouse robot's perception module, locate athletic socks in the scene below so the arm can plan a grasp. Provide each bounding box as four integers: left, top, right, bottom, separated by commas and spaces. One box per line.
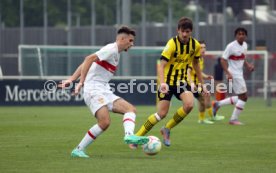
123, 112, 136, 136
206, 107, 213, 118
218, 96, 238, 107
135, 113, 161, 136
76, 124, 103, 151
198, 111, 205, 121
165, 107, 187, 129
230, 99, 246, 121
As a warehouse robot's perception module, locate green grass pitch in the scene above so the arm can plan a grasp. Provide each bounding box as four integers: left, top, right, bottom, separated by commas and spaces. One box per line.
1, 98, 276, 173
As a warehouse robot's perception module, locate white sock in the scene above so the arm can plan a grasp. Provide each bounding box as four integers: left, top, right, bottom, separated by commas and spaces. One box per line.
77, 124, 103, 151
230, 99, 246, 121
123, 112, 136, 136
218, 96, 238, 107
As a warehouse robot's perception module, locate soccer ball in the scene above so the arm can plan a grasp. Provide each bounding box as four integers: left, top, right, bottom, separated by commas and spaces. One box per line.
142, 136, 162, 156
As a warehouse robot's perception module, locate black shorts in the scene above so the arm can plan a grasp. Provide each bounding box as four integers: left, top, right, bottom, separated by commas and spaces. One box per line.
185, 84, 201, 99
157, 83, 201, 101
157, 83, 187, 101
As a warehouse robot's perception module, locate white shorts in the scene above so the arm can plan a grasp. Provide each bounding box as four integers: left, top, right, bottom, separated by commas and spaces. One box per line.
83, 82, 120, 115
231, 77, 247, 94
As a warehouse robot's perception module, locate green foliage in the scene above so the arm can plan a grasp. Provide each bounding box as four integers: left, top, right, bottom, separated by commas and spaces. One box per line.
0, 0, 20, 27
0, 0, 208, 27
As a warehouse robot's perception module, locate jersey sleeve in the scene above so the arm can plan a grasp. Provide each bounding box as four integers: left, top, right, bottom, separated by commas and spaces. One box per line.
95, 47, 115, 61
160, 39, 176, 61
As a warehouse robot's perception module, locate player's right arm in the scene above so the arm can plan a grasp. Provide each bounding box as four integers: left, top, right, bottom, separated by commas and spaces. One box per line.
74, 53, 99, 95
158, 59, 169, 93
70, 64, 82, 81
58, 63, 82, 88
221, 45, 233, 80
159, 39, 175, 93
220, 58, 232, 80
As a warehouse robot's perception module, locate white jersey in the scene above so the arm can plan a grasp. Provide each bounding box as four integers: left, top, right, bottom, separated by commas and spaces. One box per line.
84, 42, 120, 93
222, 40, 247, 77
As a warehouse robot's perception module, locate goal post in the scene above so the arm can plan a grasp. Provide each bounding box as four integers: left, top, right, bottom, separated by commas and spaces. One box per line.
205, 50, 269, 100
18, 44, 162, 78
18, 45, 269, 99
18, 45, 101, 77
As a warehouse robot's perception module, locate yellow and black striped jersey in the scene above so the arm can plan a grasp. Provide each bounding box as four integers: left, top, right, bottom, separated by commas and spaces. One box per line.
187, 57, 204, 85
160, 36, 201, 86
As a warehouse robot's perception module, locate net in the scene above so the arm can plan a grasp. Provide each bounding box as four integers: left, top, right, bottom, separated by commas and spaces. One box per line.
18, 45, 163, 78
18, 45, 269, 98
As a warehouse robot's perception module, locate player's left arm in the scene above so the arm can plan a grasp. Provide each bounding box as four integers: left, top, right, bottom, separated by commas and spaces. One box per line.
192, 45, 209, 94
192, 59, 204, 93
244, 60, 254, 72
202, 72, 213, 80
187, 66, 196, 92
243, 43, 254, 72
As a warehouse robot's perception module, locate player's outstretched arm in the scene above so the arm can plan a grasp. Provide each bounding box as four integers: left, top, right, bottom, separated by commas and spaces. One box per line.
58, 64, 82, 88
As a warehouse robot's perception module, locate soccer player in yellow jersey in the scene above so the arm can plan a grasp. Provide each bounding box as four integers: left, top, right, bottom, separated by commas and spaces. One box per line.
132, 17, 209, 148
187, 41, 225, 125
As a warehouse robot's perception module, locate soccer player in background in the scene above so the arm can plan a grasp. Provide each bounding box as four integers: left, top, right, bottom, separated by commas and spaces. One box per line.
59, 26, 149, 158
133, 17, 209, 147
187, 40, 225, 124
213, 27, 254, 125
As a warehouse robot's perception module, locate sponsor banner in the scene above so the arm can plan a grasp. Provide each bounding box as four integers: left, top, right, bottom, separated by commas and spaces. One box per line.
0, 79, 156, 106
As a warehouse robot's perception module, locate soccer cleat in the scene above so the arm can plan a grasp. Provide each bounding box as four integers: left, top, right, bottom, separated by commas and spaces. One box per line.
229, 120, 244, 125
71, 149, 89, 158
160, 127, 171, 147
210, 115, 225, 121
212, 101, 220, 116
198, 119, 214, 124
129, 144, 138, 150
124, 135, 149, 145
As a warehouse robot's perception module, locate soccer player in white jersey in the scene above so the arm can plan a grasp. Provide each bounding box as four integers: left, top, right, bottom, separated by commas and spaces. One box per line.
213, 27, 254, 125
59, 26, 149, 158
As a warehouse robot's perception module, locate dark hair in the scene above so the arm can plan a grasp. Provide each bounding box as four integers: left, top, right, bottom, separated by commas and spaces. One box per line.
117, 26, 136, 36
178, 17, 193, 30
234, 27, 247, 36
199, 40, 205, 44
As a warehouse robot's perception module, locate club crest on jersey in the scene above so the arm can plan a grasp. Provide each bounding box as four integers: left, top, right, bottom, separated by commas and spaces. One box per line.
190, 49, 195, 55
98, 97, 105, 104
159, 93, 165, 98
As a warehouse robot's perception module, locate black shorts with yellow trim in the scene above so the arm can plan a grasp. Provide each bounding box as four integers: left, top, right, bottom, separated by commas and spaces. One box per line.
158, 82, 191, 101
185, 84, 201, 99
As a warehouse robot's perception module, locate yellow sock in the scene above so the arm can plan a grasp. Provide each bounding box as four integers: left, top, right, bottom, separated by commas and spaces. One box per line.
207, 107, 213, 118
165, 107, 187, 129
135, 114, 160, 136
199, 112, 205, 121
